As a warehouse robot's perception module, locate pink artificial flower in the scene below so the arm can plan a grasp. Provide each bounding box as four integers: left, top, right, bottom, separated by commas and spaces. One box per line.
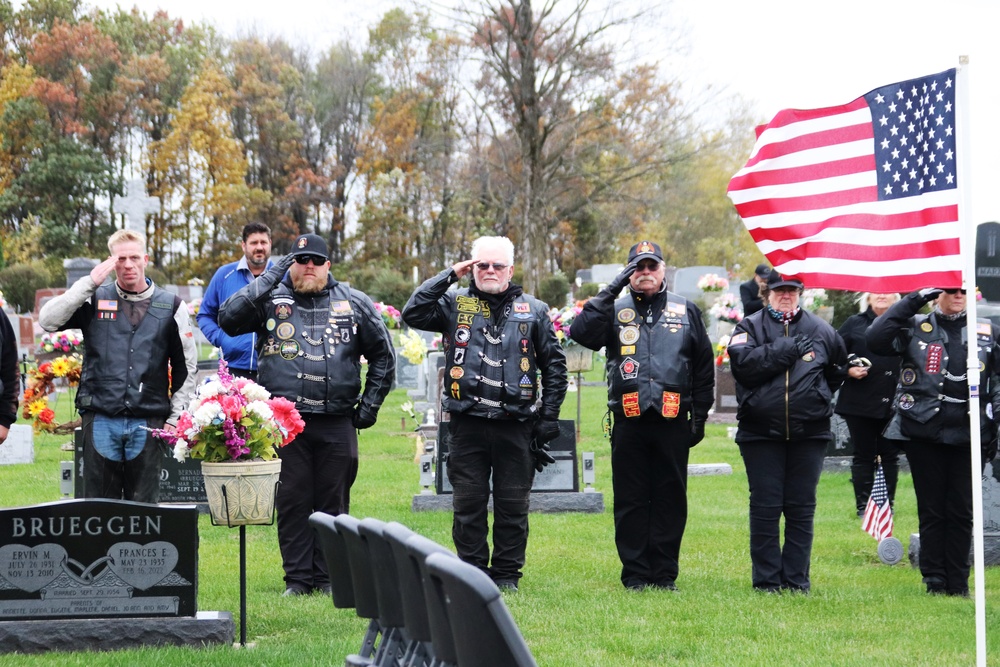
269, 396, 305, 445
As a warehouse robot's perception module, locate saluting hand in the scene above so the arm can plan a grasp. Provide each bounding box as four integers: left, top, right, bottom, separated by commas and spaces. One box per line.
90, 256, 117, 286
451, 258, 478, 280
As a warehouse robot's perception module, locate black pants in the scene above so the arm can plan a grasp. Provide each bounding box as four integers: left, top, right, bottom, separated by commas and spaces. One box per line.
905, 440, 973, 593
739, 439, 826, 591
275, 414, 358, 590
447, 413, 534, 583
611, 411, 691, 588
845, 414, 900, 466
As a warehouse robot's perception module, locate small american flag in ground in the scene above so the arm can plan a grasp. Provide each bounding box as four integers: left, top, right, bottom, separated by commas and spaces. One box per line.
862, 463, 894, 541
728, 69, 961, 292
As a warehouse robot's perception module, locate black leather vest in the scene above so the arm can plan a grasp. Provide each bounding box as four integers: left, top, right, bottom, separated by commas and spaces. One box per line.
77, 283, 178, 417
444, 291, 543, 419
607, 291, 693, 419
257, 282, 363, 415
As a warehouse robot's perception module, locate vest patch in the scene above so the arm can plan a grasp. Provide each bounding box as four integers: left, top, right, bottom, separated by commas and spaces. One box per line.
900, 368, 916, 385
617, 308, 636, 323
619, 326, 640, 345
457, 313, 474, 325
150, 301, 172, 309
925, 343, 943, 373
619, 357, 639, 380
97, 299, 117, 310
276, 322, 295, 340
661, 391, 680, 418
331, 300, 352, 313
98, 311, 117, 321
622, 392, 641, 417
275, 303, 292, 319
666, 301, 685, 316
620, 345, 636, 355
513, 302, 530, 313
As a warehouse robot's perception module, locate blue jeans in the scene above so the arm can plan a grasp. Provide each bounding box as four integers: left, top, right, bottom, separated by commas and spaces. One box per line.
82, 412, 166, 503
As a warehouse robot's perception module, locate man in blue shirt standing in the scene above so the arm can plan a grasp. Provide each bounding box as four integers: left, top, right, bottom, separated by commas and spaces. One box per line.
198, 222, 273, 379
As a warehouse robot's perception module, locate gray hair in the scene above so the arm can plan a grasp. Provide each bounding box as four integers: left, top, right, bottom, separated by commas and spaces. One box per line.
471, 236, 515, 265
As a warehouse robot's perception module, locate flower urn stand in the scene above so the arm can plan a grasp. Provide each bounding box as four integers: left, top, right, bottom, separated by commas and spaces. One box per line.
564, 346, 594, 439
201, 459, 281, 647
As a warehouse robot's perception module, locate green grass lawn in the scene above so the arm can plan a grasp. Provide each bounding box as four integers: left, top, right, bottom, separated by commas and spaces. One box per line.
0, 379, 997, 666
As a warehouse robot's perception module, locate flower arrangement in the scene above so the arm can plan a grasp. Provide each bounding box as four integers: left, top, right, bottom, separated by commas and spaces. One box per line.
374, 302, 401, 329
715, 335, 731, 366
801, 288, 828, 312
549, 301, 587, 348
21, 354, 82, 432
697, 273, 729, 292
708, 293, 743, 324
187, 277, 205, 287
38, 330, 83, 355
148, 359, 304, 463
187, 297, 202, 319
399, 328, 428, 365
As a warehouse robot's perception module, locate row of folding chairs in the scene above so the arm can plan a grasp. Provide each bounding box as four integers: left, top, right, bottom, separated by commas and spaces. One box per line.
309, 512, 538, 667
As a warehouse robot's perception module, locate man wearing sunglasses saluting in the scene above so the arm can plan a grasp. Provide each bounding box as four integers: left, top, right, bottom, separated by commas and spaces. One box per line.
867, 286, 1000, 597
403, 236, 567, 592
219, 233, 395, 597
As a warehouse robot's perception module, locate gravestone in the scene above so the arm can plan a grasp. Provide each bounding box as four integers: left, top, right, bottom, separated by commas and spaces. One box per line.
976, 222, 1000, 302
0, 499, 197, 620
0, 499, 231, 653
395, 351, 426, 393
714, 366, 738, 414
73, 429, 207, 504
980, 460, 1000, 565
63, 258, 99, 288
433, 419, 579, 495
0, 425, 33, 466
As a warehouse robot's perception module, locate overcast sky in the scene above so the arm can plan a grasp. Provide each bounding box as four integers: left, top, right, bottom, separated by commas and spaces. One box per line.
17, 0, 1000, 225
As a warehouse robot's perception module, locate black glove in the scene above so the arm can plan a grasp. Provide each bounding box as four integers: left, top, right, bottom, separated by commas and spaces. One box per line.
352, 405, 377, 430
532, 418, 560, 446
847, 353, 871, 368
607, 262, 638, 295
793, 333, 814, 356
916, 287, 944, 304
690, 419, 705, 447
249, 253, 296, 299
529, 440, 556, 473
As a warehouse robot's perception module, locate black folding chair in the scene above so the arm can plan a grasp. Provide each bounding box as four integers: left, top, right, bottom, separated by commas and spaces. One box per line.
405, 535, 459, 667
334, 513, 383, 666
382, 522, 434, 667
309, 511, 355, 609
426, 552, 538, 667
359, 518, 407, 667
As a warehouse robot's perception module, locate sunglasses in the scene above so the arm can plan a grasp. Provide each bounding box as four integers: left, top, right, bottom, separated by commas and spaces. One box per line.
635, 260, 660, 271
475, 262, 509, 272
943, 288, 966, 295
294, 255, 326, 265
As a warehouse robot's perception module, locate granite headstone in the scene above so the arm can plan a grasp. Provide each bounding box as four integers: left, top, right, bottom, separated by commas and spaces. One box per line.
0, 499, 198, 620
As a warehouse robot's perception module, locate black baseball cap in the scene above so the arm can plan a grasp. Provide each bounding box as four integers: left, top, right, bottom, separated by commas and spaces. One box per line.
627, 240, 663, 264
766, 269, 803, 290
289, 233, 329, 261
754, 263, 771, 277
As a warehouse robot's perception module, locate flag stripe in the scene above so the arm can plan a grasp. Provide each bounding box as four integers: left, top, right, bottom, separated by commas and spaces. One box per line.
862, 463, 894, 541
728, 69, 960, 293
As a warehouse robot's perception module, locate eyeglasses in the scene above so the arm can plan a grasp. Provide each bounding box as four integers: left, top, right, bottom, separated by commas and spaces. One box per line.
943, 288, 966, 295
294, 255, 326, 265
475, 262, 508, 272
635, 261, 660, 271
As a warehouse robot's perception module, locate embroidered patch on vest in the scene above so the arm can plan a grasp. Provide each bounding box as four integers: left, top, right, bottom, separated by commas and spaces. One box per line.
920, 322, 933, 333
457, 312, 474, 325
900, 368, 917, 385
619, 357, 639, 380
622, 392, 641, 417
617, 308, 636, 323
454, 325, 471, 345
450, 366, 464, 379
619, 326, 640, 345
898, 393, 915, 410
279, 340, 300, 360
661, 391, 680, 418
97, 299, 117, 310
331, 300, 352, 313
513, 302, 530, 313
275, 303, 292, 320
620, 345, 636, 355
925, 343, 943, 373
276, 322, 295, 340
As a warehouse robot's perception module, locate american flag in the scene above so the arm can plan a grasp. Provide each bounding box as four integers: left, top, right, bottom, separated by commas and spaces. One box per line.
728, 69, 962, 293
862, 462, 894, 541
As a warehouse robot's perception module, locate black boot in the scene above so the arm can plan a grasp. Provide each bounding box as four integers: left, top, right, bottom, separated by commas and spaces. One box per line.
850, 464, 874, 517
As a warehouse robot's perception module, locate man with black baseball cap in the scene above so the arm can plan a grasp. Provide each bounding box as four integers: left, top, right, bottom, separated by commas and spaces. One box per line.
220, 232, 395, 597
739, 262, 771, 316
570, 239, 715, 591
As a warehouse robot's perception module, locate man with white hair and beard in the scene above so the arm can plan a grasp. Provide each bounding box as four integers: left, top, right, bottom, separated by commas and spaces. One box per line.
570, 240, 715, 591
402, 235, 568, 593
219, 233, 395, 596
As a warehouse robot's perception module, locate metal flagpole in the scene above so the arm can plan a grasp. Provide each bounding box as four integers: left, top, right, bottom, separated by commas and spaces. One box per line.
956, 55, 987, 667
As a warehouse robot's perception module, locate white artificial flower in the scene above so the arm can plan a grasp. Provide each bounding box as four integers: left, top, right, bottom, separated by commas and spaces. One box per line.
240, 382, 271, 402
173, 439, 190, 463
246, 401, 273, 421
193, 400, 223, 427
198, 380, 224, 400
